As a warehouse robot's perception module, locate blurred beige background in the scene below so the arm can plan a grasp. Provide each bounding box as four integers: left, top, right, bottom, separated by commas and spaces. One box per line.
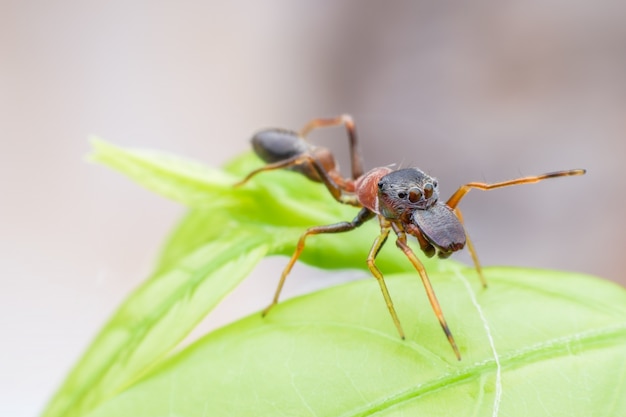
1, 1, 624, 415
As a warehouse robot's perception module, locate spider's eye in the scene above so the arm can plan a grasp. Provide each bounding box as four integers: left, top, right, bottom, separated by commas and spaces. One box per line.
397, 192, 407, 199
408, 188, 422, 203
432, 180, 438, 188
424, 183, 434, 199
378, 181, 384, 190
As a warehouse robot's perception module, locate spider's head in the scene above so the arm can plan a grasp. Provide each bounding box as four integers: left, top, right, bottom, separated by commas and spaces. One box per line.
377, 168, 439, 220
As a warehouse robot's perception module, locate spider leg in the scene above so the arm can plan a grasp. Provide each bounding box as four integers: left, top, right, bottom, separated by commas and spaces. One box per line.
365, 221, 405, 340
299, 114, 364, 179
446, 169, 586, 209
453, 208, 486, 288
235, 152, 360, 206
262, 208, 375, 316
391, 222, 461, 360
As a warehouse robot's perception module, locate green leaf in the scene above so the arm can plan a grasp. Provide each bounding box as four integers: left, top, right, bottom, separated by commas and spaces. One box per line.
42, 231, 273, 417
89, 138, 239, 208
83, 267, 626, 417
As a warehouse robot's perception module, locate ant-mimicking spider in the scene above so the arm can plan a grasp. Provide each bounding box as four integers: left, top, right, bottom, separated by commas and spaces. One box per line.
236, 114, 585, 360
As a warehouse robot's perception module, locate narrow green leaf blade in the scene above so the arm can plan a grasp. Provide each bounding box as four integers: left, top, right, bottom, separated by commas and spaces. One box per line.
84, 268, 626, 417
89, 138, 239, 207
43, 231, 272, 417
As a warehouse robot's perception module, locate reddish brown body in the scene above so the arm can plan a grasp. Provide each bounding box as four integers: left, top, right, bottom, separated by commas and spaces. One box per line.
354, 167, 391, 214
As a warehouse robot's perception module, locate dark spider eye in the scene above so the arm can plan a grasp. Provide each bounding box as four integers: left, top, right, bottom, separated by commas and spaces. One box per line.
397, 192, 407, 199
432, 180, 438, 188
424, 183, 434, 199
408, 188, 422, 203
378, 181, 384, 189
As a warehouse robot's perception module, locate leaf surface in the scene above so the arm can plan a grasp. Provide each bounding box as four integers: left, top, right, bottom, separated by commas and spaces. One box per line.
84, 267, 626, 417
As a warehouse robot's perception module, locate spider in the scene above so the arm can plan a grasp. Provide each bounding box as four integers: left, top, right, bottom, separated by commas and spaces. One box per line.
236, 115, 585, 360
